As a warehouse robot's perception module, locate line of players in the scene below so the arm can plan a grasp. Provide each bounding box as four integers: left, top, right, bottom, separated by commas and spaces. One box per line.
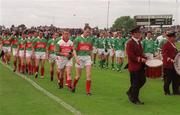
0, 27, 165, 95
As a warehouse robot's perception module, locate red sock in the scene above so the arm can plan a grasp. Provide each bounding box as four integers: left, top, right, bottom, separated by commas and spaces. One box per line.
36, 66, 39, 73
33, 65, 36, 73
86, 80, 91, 94
13, 61, 17, 70
57, 72, 60, 79
41, 67, 44, 76
50, 70, 54, 78
60, 77, 64, 87
21, 64, 24, 73
2, 56, 5, 63
73, 78, 79, 88
28, 63, 31, 74
18, 63, 21, 72
65, 73, 68, 84
67, 80, 72, 88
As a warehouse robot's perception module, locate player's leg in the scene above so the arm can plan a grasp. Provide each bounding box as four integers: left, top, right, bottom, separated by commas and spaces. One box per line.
35, 53, 40, 78
66, 65, 72, 89
50, 61, 55, 81
40, 59, 45, 78
85, 65, 92, 95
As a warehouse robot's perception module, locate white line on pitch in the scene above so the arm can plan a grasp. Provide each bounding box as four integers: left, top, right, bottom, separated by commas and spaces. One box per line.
0, 61, 81, 115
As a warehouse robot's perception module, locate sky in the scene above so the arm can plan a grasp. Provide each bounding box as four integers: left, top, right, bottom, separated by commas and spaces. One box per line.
0, 0, 180, 28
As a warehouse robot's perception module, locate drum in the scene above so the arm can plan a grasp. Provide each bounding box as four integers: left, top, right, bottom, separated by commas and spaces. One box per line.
174, 52, 180, 76
145, 59, 163, 78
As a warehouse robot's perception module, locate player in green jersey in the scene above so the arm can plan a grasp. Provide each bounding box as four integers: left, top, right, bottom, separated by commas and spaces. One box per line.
92, 35, 98, 65
17, 33, 26, 73
33, 31, 47, 79
114, 31, 127, 72
47, 33, 58, 81
11, 31, 19, 72
72, 26, 93, 95
25, 32, 34, 75
141, 31, 157, 59
96, 31, 106, 68
2, 31, 11, 64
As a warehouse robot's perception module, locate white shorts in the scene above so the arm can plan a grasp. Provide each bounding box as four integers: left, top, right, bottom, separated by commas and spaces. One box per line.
145, 53, 153, 60
93, 47, 97, 54
98, 49, 105, 55
26, 50, 32, 58
75, 56, 92, 68
2, 46, 11, 53
48, 54, 56, 63
56, 56, 73, 69
12, 48, 18, 56
19, 50, 25, 57
115, 50, 125, 58
35, 52, 46, 60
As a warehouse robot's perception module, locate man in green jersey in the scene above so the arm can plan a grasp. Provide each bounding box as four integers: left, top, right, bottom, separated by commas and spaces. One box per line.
114, 31, 127, 72
96, 31, 106, 68
2, 31, 11, 64
11, 31, 20, 72
33, 31, 47, 79
108, 32, 116, 70
141, 31, 157, 59
72, 26, 93, 95
17, 33, 26, 73
25, 32, 34, 75
47, 33, 58, 81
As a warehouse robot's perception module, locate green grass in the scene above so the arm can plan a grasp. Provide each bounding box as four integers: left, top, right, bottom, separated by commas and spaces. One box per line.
0, 43, 180, 115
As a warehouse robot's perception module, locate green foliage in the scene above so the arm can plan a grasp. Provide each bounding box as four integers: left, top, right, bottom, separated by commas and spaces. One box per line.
112, 16, 136, 32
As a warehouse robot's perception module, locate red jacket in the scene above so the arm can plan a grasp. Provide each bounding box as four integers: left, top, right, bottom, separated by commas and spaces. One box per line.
162, 41, 177, 69
126, 38, 146, 72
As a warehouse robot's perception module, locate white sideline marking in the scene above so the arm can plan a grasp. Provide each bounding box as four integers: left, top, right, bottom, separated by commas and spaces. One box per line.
0, 61, 81, 115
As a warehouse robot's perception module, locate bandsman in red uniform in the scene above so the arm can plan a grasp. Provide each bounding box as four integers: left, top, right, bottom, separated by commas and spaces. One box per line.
126, 26, 147, 104
162, 31, 180, 95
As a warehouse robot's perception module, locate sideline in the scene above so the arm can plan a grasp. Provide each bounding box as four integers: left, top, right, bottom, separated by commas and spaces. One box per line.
0, 61, 81, 115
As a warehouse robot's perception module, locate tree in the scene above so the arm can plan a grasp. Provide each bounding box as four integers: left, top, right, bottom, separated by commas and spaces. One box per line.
112, 16, 136, 32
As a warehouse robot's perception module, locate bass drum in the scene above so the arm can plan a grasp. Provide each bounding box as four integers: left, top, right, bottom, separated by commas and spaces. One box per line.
174, 52, 180, 76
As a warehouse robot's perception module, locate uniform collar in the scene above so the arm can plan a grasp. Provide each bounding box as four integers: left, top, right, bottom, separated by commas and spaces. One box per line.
132, 37, 139, 44
146, 37, 152, 40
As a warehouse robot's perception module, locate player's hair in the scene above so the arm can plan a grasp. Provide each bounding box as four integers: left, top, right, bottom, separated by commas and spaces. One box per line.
84, 25, 91, 31
62, 29, 70, 33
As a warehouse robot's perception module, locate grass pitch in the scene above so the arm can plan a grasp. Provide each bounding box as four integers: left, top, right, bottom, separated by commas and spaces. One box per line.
0, 43, 180, 115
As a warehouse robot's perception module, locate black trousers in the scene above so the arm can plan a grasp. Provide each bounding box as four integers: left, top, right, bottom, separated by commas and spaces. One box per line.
163, 68, 179, 94
128, 69, 146, 102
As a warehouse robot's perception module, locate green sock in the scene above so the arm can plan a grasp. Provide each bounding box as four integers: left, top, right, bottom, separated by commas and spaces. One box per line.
111, 63, 114, 68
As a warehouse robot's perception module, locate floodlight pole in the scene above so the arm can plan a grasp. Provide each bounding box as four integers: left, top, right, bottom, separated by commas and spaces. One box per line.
106, 1, 110, 31
175, 0, 179, 31
148, 0, 151, 31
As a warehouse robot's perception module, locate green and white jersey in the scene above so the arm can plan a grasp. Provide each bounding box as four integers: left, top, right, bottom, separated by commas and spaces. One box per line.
74, 35, 93, 56
25, 37, 33, 51
47, 39, 56, 54
33, 37, 47, 52
18, 37, 26, 51
11, 36, 19, 49
104, 38, 111, 49
55, 37, 61, 44
2, 35, 11, 47
96, 37, 106, 49
114, 37, 126, 51
109, 37, 115, 49
158, 38, 167, 49
141, 37, 157, 54
156, 35, 167, 49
